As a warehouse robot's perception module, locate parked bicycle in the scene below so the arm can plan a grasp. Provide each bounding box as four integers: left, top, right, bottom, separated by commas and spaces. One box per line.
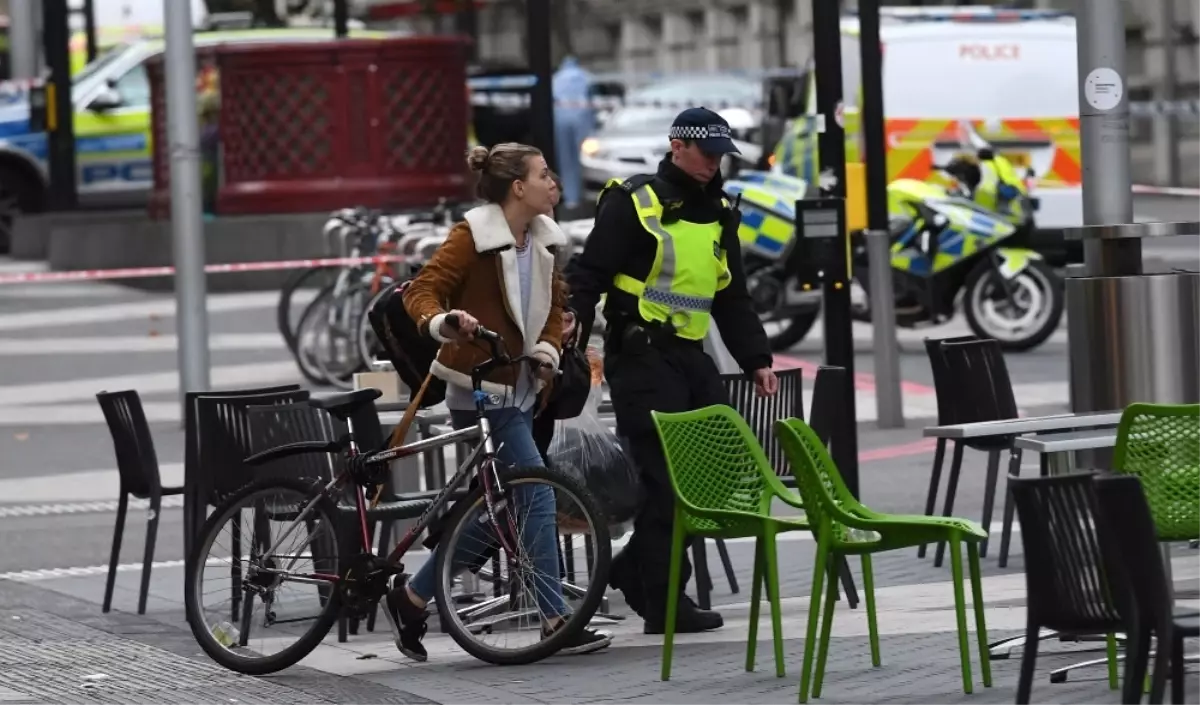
281, 204, 458, 388
185, 319, 612, 674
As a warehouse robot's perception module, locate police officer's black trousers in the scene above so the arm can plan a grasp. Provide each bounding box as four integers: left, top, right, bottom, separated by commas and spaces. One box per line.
605, 330, 728, 610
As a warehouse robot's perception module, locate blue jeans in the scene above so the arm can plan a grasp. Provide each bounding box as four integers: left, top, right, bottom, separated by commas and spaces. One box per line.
408, 406, 568, 617
553, 108, 594, 208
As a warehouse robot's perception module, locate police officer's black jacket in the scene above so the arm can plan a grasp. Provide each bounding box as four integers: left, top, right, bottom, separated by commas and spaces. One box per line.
567, 154, 773, 374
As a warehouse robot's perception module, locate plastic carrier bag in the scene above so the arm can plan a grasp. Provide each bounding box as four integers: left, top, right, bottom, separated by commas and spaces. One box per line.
549, 350, 643, 526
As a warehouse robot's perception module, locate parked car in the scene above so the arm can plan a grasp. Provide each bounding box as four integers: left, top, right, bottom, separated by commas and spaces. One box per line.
579, 75, 772, 203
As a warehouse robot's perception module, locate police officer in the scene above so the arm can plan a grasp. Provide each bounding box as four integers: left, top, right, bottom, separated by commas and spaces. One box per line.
567, 107, 778, 634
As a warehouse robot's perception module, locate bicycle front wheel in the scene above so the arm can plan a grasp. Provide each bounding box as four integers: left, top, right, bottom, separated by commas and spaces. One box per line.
185, 477, 344, 675
433, 463, 612, 665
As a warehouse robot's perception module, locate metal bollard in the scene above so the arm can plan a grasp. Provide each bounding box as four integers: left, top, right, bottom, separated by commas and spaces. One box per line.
864, 230, 905, 428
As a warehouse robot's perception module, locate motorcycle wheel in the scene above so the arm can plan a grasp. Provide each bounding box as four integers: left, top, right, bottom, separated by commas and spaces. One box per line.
963, 258, 1063, 352
764, 307, 820, 352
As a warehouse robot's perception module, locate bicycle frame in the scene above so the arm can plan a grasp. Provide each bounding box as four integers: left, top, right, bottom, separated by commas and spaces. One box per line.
256, 412, 499, 585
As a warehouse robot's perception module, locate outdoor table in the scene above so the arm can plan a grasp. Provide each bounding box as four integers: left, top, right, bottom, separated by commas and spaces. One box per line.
922, 410, 1123, 442
923, 411, 1123, 661
996, 424, 1196, 684
1013, 427, 1118, 476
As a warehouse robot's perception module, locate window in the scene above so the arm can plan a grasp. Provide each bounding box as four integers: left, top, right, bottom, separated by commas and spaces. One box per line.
112, 64, 151, 108
72, 43, 129, 87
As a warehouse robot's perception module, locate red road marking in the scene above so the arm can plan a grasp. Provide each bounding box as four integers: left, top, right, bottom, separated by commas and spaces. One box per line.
859, 437, 939, 463
774, 353, 936, 396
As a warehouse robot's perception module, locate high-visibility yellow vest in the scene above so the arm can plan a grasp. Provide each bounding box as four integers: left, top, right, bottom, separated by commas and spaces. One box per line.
976, 156, 1027, 222
602, 178, 732, 341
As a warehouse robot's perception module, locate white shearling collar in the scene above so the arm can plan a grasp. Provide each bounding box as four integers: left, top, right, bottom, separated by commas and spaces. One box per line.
462, 203, 567, 253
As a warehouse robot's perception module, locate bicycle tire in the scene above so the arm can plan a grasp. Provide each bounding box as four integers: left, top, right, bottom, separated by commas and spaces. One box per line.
355, 284, 393, 372
292, 283, 336, 386
277, 267, 333, 354
313, 281, 373, 390
433, 464, 612, 665
185, 476, 344, 676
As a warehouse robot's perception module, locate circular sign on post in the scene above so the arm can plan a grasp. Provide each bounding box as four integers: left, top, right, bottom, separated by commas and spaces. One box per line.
834, 101, 845, 128
1084, 67, 1123, 111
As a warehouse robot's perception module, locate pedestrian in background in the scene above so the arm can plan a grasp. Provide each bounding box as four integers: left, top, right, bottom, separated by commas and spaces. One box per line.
552, 56, 595, 212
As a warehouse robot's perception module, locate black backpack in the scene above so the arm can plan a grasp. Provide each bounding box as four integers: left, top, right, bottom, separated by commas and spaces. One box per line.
366, 279, 446, 409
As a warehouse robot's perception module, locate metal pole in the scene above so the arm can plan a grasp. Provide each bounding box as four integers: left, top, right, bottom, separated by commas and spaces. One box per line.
42, 0, 76, 210
164, 0, 212, 402
9, 0, 40, 79
333, 0, 350, 38
811, 0, 859, 498
1156, 0, 1181, 186
1076, 0, 1136, 276
83, 0, 98, 63
865, 230, 904, 428
525, 0, 557, 172
456, 0, 480, 63
857, 0, 901, 429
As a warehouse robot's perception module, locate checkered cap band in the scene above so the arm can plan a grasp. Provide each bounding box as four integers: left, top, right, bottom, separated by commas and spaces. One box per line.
669, 123, 732, 140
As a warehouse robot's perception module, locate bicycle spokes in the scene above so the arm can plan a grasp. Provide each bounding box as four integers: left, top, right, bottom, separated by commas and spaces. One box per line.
190, 484, 340, 662
436, 473, 607, 658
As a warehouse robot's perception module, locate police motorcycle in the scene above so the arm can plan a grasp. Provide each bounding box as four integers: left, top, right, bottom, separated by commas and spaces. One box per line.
724, 147, 1064, 352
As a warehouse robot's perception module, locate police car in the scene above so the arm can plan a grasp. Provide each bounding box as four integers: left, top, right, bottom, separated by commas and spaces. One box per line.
0, 27, 390, 250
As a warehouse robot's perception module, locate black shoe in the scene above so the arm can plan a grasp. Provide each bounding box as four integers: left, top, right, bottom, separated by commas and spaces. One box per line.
544, 621, 613, 655
643, 594, 724, 635
380, 574, 429, 662
607, 551, 647, 617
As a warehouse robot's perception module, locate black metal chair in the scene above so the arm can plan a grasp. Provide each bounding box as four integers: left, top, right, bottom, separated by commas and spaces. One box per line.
1093, 474, 1199, 705
97, 390, 185, 615
182, 384, 302, 560
1009, 473, 1127, 705
806, 364, 863, 609
190, 389, 312, 624
686, 367, 808, 609
192, 389, 311, 511
917, 335, 978, 562
925, 337, 1021, 567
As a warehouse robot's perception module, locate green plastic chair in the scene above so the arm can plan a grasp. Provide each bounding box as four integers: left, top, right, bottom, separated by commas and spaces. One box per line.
1111, 403, 1200, 542
775, 417, 992, 702
1109, 403, 1200, 696
650, 405, 811, 683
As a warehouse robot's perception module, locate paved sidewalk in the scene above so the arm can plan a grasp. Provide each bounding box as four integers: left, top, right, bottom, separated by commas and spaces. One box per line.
3, 548, 1196, 704
0, 578, 430, 704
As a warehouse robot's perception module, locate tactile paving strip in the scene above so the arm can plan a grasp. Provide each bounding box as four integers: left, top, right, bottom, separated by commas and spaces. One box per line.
0, 609, 419, 705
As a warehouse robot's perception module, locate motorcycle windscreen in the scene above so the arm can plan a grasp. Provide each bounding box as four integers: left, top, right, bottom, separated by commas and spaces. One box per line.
724, 172, 810, 261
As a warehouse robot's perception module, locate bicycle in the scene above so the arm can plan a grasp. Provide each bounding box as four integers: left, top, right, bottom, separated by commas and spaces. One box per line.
185, 318, 612, 675
289, 205, 460, 387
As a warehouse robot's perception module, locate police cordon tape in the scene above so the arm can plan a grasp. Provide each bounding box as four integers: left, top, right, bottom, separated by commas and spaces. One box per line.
0, 253, 423, 286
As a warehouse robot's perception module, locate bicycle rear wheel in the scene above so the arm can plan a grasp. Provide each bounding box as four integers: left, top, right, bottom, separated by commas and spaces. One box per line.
432, 463, 611, 665
313, 281, 373, 390
185, 477, 344, 675
277, 267, 333, 354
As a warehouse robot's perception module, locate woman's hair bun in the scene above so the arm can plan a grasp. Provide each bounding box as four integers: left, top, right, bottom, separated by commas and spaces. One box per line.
466, 145, 490, 173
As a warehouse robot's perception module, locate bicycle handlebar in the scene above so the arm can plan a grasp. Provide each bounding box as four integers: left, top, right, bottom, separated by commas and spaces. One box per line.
444, 313, 553, 391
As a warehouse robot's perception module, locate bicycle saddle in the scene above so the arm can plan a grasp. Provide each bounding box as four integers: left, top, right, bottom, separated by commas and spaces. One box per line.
309, 387, 383, 421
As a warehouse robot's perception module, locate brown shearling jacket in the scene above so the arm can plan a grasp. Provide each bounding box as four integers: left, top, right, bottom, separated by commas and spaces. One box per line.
402, 203, 568, 400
